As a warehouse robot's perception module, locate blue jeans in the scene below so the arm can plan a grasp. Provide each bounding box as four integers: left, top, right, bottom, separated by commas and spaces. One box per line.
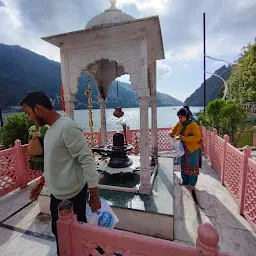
50, 184, 88, 255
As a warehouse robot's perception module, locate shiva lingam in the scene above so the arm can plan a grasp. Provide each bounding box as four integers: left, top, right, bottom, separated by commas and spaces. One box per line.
92, 132, 133, 168
92, 107, 135, 169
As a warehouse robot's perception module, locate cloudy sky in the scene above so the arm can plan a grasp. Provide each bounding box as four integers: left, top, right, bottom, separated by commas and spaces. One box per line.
0, 0, 256, 101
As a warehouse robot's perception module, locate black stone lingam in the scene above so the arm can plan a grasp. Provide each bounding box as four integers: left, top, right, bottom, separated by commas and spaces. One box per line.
92, 132, 133, 168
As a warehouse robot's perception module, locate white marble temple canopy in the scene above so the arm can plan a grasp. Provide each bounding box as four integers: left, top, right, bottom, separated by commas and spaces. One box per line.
41, 0, 165, 194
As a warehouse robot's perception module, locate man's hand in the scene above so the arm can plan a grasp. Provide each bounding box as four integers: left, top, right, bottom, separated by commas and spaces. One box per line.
89, 187, 101, 212
29, 184, 44, 201
89, 197, 101, 212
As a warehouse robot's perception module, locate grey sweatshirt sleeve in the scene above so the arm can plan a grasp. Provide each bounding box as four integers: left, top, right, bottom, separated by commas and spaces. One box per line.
61, 122, 99, 188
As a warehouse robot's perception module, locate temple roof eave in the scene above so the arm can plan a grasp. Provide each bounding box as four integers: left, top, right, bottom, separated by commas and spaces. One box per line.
41, 16, 165, 60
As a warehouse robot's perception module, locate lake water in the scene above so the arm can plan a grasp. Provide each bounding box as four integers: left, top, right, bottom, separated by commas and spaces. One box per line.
2, 106, 203, 132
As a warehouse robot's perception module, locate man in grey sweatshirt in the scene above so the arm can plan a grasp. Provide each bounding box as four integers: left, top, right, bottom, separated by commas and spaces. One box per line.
21, 91, 100, 255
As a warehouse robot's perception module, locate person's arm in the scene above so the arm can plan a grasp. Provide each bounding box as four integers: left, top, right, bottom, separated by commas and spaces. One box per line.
62, 123, 100, 210
62, 123, 99, 189
169, 122, 179, 136
181, 122, 201, 142
29, 175, 44, 201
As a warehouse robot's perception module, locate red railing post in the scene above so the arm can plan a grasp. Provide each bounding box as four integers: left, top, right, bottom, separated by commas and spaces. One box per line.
221, 135, 230, 186
238, 145, 251, 215
211, 129, 218, 168
204, 127, 208, 157
57, 200, 75, 256
126, 126, 132, 145
196, 223, 219, 256
200, 126, 205, 156
14, 139, 28, 189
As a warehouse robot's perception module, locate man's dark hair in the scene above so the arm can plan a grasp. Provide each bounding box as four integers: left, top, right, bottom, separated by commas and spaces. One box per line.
20, 91, 53, 110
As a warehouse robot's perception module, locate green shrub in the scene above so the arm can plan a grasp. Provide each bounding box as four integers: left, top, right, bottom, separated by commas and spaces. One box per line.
1, 112, 34, 148
199, 99, 248, 146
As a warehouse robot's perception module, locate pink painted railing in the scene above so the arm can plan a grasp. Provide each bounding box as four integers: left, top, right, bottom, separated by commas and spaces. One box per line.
0, 140, 42, 197
0, 128, 172, 198
243, 158, 256, 230
57, 200, 233, 256
84, 127, 172, 153
201, 126, 256, 232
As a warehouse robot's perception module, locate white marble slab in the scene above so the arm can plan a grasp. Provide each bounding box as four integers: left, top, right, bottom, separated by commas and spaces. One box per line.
0, 181, 37, 222
0, 229, 57, 256
4, 201, 53, 238
0, 227, 20, 248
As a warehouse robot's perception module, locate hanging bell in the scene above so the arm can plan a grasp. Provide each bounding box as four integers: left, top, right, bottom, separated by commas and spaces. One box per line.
113, 107, 124, 118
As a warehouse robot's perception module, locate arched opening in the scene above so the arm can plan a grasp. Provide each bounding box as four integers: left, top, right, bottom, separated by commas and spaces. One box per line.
106, 74, 141, 131
76, 71, 99, 110
106, 74, 135, 109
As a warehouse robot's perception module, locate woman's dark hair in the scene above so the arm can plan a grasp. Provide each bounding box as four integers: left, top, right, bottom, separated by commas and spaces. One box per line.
183, 105, 193, 116
177, 108, 190, 119
20, 91, 53, 110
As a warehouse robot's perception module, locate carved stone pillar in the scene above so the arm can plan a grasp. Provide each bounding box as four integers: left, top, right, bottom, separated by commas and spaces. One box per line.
64, 93, 75, 120
60, 44, 75, 120
151, 94, 158, 164
98, 97, 107, 145
139, 97, 151, 194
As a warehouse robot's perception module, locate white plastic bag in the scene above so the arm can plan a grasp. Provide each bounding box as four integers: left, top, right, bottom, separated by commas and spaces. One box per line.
86, 198, 119, 229
171, 138, 185, 157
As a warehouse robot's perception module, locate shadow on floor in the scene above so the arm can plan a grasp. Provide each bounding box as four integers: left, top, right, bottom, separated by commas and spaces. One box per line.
174, 169, 256, 256
173, 172, 198, 245
200, 158, 221, 181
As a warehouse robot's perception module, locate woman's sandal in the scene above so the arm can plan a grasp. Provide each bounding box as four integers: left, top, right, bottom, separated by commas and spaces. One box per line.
188, 186, 195, 191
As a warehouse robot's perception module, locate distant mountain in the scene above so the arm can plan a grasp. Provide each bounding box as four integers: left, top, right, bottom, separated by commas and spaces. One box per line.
185, 65, 232, 106
0, 44, 183, 110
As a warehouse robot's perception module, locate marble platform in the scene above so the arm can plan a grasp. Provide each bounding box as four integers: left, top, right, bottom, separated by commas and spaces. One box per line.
39, 157, 174, 240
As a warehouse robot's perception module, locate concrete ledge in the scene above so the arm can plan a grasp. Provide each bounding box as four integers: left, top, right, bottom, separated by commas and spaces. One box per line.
113, 207, 173, 240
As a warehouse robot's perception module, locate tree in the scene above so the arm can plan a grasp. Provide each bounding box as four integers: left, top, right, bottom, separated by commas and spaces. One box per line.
220, 101, 248, 145
198, 99, 226, 133
1, 113, 34, 148
198, 99, 247, 146
227, 41, 256, 102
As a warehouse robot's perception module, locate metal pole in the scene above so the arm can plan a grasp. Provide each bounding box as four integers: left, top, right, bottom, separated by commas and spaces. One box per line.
0, 108, 3, 129
203, 13, 206, 113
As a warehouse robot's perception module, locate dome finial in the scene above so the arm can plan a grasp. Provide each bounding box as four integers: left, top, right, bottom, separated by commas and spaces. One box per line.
109, 0, 117, 9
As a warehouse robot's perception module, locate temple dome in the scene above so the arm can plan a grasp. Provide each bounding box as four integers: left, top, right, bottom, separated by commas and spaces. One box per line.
85, 0, 135, 29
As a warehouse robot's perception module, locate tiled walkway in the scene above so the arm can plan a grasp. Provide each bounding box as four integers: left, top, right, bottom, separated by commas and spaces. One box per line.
0, 183, 56, 256
174, 158, 256, 256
